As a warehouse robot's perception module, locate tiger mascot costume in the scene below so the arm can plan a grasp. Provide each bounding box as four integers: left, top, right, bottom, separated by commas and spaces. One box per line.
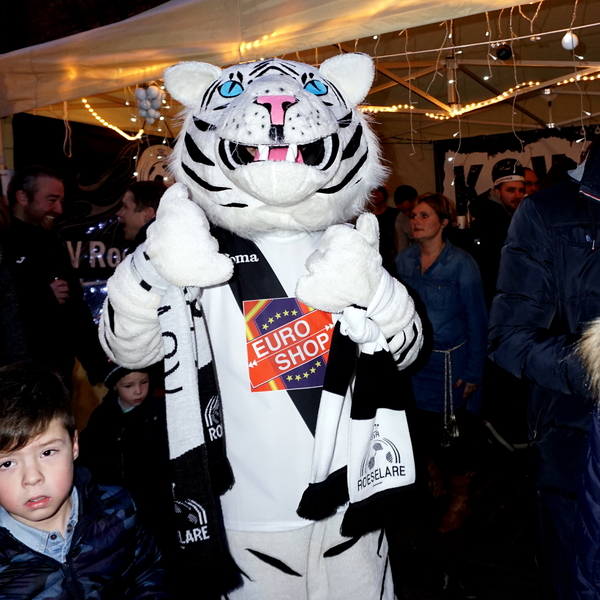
101, 53, 423, 599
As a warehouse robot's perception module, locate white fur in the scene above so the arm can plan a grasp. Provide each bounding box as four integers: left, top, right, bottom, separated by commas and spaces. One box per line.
165, 54, 387, 239
145, 182, 234, 287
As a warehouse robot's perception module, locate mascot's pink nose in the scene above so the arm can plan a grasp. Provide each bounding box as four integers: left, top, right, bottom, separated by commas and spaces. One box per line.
256, 95, 297, 125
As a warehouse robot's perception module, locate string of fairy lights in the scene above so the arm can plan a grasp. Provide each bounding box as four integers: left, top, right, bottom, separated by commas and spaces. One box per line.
78, 0, 598, 149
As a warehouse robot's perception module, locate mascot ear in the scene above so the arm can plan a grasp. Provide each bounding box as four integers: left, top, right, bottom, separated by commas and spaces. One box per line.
319, 53, 375, 106
164, 61, 222, 108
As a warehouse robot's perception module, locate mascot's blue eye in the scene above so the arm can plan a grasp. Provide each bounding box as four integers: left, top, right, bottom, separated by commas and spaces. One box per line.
219, 81, 244, 98
304, 80, 328, 96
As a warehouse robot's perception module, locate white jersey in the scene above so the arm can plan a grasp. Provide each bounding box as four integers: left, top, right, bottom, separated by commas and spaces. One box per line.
202, 231, 340, 532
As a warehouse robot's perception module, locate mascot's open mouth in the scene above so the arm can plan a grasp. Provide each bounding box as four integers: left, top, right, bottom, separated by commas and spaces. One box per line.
219, 134, 339, 171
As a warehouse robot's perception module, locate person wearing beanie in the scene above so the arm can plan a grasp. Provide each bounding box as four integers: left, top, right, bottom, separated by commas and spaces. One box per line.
77, 365, 174, 559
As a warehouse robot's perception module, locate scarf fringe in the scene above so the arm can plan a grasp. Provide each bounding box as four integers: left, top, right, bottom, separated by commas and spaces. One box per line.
297, 467, 349, 521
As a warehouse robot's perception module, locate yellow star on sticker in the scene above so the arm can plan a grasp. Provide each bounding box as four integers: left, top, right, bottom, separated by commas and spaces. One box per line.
291, 310, 298, 315
315, 361, 322, 367
295, 375, 302, 381
268, 317, 274, 324
287, 375, 293, 381
310, 368, 316, 374
262, 324, 269, 330
303, 372, 309, 378
283, 310, 289, 316
275, 313, 281, 319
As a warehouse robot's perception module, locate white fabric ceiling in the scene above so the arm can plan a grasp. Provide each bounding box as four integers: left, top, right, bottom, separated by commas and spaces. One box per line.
0, 0, 531, 118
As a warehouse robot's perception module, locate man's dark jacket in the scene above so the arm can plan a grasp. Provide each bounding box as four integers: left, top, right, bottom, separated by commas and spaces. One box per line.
0, 468, 169, 599
488, 167, 600, 598
1, 218, 107, 383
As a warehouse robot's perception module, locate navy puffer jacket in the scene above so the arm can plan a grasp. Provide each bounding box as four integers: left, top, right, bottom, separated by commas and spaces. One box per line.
488, 180, 599, 496
0, 468, 169, 599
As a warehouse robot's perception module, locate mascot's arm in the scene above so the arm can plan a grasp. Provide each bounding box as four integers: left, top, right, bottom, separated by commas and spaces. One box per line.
99, 183, 234, 369
296, 213, 423, 368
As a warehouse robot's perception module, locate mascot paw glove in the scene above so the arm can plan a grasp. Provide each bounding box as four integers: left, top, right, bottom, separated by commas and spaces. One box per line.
296, 213, 384, 312
145, 182, 234, 287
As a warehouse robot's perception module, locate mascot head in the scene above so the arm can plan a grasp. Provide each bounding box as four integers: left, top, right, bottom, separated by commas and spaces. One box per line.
165, 54, 386, 238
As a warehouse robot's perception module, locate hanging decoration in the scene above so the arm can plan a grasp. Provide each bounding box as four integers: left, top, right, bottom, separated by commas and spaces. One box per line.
135, 85, 168, 125
561, 31, 579, 49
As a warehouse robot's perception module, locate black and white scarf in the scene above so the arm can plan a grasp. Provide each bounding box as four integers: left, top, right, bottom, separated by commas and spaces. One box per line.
126, 249, 239, 596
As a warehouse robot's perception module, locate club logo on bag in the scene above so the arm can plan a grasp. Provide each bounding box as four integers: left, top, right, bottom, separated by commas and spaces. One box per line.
357, 424, 407, 491
173, 489, 210, 546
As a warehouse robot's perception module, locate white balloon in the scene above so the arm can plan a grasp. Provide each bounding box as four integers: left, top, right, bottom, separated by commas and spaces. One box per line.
151, 98, 162, 109
147, 85, 160, 99
562, 32, 579, 50
146, 117, 155, 125
140, 99, 151, 110
147, 109, 158, 118
139, 109, 148, 117
135, 88, 147, 101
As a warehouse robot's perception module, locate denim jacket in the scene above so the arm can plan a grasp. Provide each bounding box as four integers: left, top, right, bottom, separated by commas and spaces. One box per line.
396, 241, 488, 412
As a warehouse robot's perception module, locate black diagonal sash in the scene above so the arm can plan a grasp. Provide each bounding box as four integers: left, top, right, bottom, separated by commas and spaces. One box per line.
211, 226, 322, 434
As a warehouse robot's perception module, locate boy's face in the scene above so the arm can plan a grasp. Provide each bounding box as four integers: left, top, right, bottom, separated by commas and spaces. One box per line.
0, 418, 78, 534
115, 372, 150, 410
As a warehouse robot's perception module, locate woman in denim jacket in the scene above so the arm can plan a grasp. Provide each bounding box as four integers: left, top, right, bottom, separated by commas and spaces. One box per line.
396, 193, 487, 533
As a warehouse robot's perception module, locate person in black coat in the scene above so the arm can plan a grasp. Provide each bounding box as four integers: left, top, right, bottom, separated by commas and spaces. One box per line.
488, 142, 600, 600
78, 365, 173, 558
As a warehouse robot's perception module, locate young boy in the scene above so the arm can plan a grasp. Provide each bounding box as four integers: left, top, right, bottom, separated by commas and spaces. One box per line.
0, 364, 169, 598
78, 365, 171, 548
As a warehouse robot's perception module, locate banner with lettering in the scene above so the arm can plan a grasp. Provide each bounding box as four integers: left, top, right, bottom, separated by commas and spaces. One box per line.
433, 124, 598, 211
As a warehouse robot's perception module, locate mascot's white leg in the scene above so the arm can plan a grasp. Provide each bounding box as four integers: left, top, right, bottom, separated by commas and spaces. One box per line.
224, 514, 393, 600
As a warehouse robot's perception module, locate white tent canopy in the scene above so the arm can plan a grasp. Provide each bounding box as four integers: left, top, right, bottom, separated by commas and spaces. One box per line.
0, 0, 530, 118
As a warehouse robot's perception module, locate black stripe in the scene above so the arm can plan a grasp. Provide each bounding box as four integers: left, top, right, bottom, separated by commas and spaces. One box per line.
194, 117, 217, 131
338, 111, 353, 128
185, 133, 215, 166
317, 150, 368, 194
245, 549, 302, 577
395, 323, 419, 364
193, 117, 216, 132
323, 535, 361, 557
327, 81, 347, 108
108, 301, 115, 333
140, 279, 152, 291
182, 162, 231, 192
248, 59, 299, 78
321, 134, 339, 172
143, 251, 150, 261
202, 80, 221, 108
165, 387, 184, 394
157, 305, 172, 316
341, 124, 362, 160
322, 322, 355, 396
218, 139, 236, 171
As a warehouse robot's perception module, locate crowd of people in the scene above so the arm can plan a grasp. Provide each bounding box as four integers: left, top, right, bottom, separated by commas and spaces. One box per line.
0, 143, 599, 599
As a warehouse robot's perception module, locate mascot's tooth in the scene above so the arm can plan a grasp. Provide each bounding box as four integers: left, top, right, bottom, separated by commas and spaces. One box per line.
286, 144, 298, 162
258, 145, 269, 161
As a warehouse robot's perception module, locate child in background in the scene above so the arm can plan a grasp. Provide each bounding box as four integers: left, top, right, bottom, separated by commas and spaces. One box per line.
0, 364, 168, 598
78, 364, 173, 556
